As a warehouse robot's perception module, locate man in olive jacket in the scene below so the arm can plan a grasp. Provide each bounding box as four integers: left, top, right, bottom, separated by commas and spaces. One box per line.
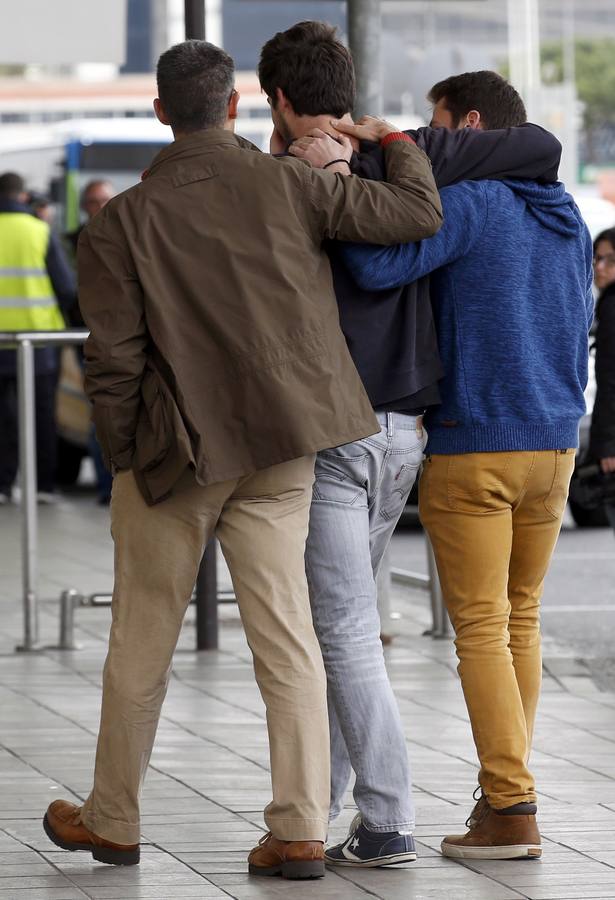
42, 40, 442, 879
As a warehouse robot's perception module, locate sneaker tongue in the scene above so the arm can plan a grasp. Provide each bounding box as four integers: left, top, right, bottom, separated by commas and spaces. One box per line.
496, 802, 537, 816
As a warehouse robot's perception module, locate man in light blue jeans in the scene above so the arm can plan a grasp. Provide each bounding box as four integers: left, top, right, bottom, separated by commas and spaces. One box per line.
306, 413, 426, 865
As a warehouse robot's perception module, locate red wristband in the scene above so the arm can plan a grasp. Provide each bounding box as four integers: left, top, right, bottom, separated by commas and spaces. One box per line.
380, 131, 415, 149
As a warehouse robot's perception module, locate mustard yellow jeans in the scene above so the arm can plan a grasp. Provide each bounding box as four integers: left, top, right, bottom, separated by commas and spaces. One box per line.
419, 450, 575, 808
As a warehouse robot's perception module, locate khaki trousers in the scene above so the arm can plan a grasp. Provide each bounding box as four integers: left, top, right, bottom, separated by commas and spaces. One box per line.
81, 456, 329, 844
419, 450, 575, 808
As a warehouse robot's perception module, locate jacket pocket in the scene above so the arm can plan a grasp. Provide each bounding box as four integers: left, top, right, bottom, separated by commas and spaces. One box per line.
134, 366, 195, 481
135, 368, 173, 472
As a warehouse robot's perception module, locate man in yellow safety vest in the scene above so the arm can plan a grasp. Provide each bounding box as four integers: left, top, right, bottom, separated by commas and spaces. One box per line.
0, 171, 77, 504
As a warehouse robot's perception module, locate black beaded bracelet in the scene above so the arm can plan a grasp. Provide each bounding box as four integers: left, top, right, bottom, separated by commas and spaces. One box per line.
323, 158, 351, 170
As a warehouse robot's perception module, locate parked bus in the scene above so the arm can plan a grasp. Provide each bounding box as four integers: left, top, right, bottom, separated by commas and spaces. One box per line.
0, 115, 273, 230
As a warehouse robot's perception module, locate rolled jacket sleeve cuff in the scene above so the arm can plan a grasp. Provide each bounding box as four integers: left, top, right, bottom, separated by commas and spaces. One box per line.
109, 450, 134, 473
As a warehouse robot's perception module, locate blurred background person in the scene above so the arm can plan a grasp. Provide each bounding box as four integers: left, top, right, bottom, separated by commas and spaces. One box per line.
28, 191, 54, 225
0, 171, 76, 504
589, 227, 615, 529
64, 180, 115, 264
61, 179, 115, 504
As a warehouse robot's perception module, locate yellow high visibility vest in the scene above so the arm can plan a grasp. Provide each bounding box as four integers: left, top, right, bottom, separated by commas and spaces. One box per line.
0, 212, 65, 332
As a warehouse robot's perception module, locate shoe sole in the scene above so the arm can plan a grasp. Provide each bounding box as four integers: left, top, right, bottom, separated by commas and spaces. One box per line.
325, 853, 416, 869
325, 851, 417, 867
248, 860, 325, 879
441, 840, 541, 860
43, 814, 140, 866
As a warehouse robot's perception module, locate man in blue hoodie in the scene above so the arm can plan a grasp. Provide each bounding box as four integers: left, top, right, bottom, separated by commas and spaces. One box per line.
339, 71, 594, 861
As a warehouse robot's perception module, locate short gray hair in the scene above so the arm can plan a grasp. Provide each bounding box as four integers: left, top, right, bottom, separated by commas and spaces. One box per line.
156, 40, 235, 132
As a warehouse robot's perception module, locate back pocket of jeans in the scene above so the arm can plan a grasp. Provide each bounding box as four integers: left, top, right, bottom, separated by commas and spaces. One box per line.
447, 452, 513, 511
312, 452, 369, 505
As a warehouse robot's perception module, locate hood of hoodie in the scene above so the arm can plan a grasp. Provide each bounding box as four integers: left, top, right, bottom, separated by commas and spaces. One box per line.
502, 179, 584, 238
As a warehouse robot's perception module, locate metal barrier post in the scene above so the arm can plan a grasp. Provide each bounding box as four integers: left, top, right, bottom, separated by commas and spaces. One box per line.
185, 0, 205, 40
57, 589, 82, 650
348, 0, 383, 118
15, 339, 39, 651
0, 330, 89, 651
195, 540, 218, 650
0, 330, 227, 652
390, 535, 450, 640
376, 545, 394, 642
425, 537, 450, 639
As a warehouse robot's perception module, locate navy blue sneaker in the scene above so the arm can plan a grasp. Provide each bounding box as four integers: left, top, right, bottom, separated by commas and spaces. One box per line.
325, 814, 417, 867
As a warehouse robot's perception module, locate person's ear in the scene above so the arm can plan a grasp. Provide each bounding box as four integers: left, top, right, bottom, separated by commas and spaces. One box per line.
228, 89, 240, 120
153, 97, 170, 126
465, 109, 482, 129
275, 87, 292, 115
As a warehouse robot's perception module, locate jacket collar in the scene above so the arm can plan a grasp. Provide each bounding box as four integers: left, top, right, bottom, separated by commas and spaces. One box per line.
145, 129, 241, 179
0, 199, 31, 214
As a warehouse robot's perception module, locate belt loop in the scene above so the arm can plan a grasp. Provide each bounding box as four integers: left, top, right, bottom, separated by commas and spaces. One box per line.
386, 412, 393, 440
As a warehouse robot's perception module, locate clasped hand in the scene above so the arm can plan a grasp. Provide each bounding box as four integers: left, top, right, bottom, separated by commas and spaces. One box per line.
287, 115, 400, 170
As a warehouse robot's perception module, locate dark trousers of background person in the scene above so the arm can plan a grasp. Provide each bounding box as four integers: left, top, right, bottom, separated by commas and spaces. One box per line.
89, 424, 113, 504
0, 373, 57, 495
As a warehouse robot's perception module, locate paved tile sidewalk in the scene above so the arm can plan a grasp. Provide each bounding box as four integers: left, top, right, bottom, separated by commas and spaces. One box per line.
1, 497, 614, 899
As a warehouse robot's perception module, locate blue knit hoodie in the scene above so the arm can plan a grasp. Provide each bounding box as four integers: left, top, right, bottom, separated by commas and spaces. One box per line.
342, 180, 594, 454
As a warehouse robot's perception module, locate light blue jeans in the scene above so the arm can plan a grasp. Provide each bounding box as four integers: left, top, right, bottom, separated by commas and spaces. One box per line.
305, 412, 426, 832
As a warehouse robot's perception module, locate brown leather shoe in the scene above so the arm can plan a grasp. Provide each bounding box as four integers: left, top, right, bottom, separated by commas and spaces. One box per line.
43, 800, 140, 866
441, 801, 541, 860
248, 832, 325, 879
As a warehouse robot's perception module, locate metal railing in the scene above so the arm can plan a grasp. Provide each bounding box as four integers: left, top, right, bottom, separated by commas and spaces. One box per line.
57, 585, 237, 650
0, 330, 89, 651
390, 537, 450, 639
377, 536, 450, 640
1, 329, 225, 653
2, 329, 449, 651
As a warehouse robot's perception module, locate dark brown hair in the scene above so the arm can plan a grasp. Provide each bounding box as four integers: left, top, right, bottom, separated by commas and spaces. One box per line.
428, 71, 527, 130
258, 21, 355, 117
594, 228, 615, 254
0, 171, 25, 198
